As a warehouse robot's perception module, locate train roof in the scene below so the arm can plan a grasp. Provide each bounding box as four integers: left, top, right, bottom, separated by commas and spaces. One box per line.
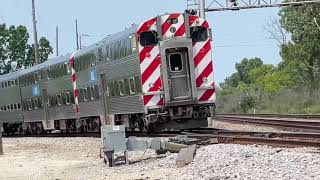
73, 24, 137, 58
0, 24, 137, 82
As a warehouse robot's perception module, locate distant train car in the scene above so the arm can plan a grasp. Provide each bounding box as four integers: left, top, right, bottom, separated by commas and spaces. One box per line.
0, 12, 215, 134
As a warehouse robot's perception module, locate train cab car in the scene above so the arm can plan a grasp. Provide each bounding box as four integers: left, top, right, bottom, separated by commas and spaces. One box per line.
136, 13, 216, 130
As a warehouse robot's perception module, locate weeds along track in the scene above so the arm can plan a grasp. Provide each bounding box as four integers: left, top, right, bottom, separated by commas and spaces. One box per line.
214, 114, 320, 132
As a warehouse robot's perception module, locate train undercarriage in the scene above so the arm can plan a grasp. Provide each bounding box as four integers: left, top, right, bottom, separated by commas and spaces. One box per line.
2, 104, 215, 135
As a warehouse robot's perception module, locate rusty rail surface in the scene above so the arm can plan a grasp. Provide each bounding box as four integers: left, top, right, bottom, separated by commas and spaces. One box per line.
214, 114, 320, 131
181, 129, 320, 148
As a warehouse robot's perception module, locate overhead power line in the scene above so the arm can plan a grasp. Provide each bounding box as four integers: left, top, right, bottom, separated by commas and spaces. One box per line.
191, 0, 320, 17
205, 0, 320, 12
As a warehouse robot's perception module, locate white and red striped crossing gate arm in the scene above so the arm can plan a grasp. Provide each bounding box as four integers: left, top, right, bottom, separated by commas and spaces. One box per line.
70, 51, 80, 117
189, 15, 216, 103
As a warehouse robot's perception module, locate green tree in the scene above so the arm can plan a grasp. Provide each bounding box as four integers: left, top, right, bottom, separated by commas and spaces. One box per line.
25, 37, 53, 67
280, 4, 320, 90
0, 23, 53, 73
235, 57, 263, 84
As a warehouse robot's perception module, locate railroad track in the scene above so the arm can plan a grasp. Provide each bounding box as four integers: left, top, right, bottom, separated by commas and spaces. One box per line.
214, 114, 320, 132
217, 113, 320, 119
180, 128, 320, 148
3, 127, 320, 148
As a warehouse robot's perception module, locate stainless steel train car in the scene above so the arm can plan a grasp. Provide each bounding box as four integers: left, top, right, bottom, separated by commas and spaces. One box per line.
0, 12, 216, 134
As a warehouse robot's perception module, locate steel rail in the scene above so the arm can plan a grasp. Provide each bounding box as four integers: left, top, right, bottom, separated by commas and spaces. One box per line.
3, 127, 320, 148
217, 113, 320, 119
214, 115, 320, 131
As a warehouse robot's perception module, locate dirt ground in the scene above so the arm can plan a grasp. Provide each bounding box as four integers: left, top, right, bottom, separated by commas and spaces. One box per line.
0, 122, 317, 180
0, 136, 319, 180
0, 137, 179, 180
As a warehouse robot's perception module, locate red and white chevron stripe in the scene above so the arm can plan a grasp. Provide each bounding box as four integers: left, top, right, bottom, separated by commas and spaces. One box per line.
137, 18, 164, 108
189, 16, 215, 102
70, 51, 80, 115
161, 13, 186, 38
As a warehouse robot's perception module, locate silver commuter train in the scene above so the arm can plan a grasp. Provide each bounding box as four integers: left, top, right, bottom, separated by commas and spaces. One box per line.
0, 12, 216, 134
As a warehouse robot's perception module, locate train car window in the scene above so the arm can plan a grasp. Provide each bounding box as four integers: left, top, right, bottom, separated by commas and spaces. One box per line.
134, 76, 142, 93
8, 81, 11, 87
169, 53, 183, 72
105, 46, 110, 61
131, 35, 137, 51
83, 88, 89, 102
34, 99, 39, 110
124, 79, 130, 95
67, 63, 72, 74
14, 104, 17, 110
123, 39, 128, 57
91, 54, 96, 67
77, 89, 83, 103
108, 82, 114, 97
65, 92, 71, 105
57, 94, 63, 106
0, 106, 3, 111
114, 81, 120, 96
93, 85, 100, 99
115, 41, 120, 59
4, 81, 7, 88
129, 77, 136, 94
118, 80, 125, 96
27, 99, 32, 110
98, 48, 103, 61
11, 80, 15, 86
140, 31, 158, 46
1, 82, 4, 88
49, 97, 55, 107
70, 91, 75, 104
122, 39, 127, 58
17, 103, 21, 110
190, 26, 208, 42
86, 87, 93, 101
127, 38, 132, 56
37, 99, 41, 109
39, 98, 43, 109
109, 44, 114, 60
35, 73, 39, 82
22, 101, 26, 111
10, 104, 13, 110
4, 106, 7, 111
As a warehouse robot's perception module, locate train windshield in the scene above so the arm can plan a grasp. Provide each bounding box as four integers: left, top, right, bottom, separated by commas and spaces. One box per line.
190, 26, 208, 42
140, 31, 158, 46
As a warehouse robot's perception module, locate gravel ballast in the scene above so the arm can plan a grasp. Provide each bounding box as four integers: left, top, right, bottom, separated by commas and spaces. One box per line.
0, 137, 319, 180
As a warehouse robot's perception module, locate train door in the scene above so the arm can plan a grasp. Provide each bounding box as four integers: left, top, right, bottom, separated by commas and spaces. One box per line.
165, 47, 192, 101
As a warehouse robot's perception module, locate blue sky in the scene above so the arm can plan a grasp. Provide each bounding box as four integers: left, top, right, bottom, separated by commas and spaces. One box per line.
0, 0, 282, 83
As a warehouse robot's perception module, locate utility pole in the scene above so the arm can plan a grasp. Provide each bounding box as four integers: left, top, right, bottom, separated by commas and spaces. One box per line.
56, 26, 59, 56
75, 19, 79, 50
199, 0, 206, 19
32, 0, 39, 65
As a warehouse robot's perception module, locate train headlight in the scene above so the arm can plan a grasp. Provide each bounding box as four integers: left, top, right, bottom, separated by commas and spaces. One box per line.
202, 77, 208, 82
149, 82, 155, 88
170, 27, 176, 33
